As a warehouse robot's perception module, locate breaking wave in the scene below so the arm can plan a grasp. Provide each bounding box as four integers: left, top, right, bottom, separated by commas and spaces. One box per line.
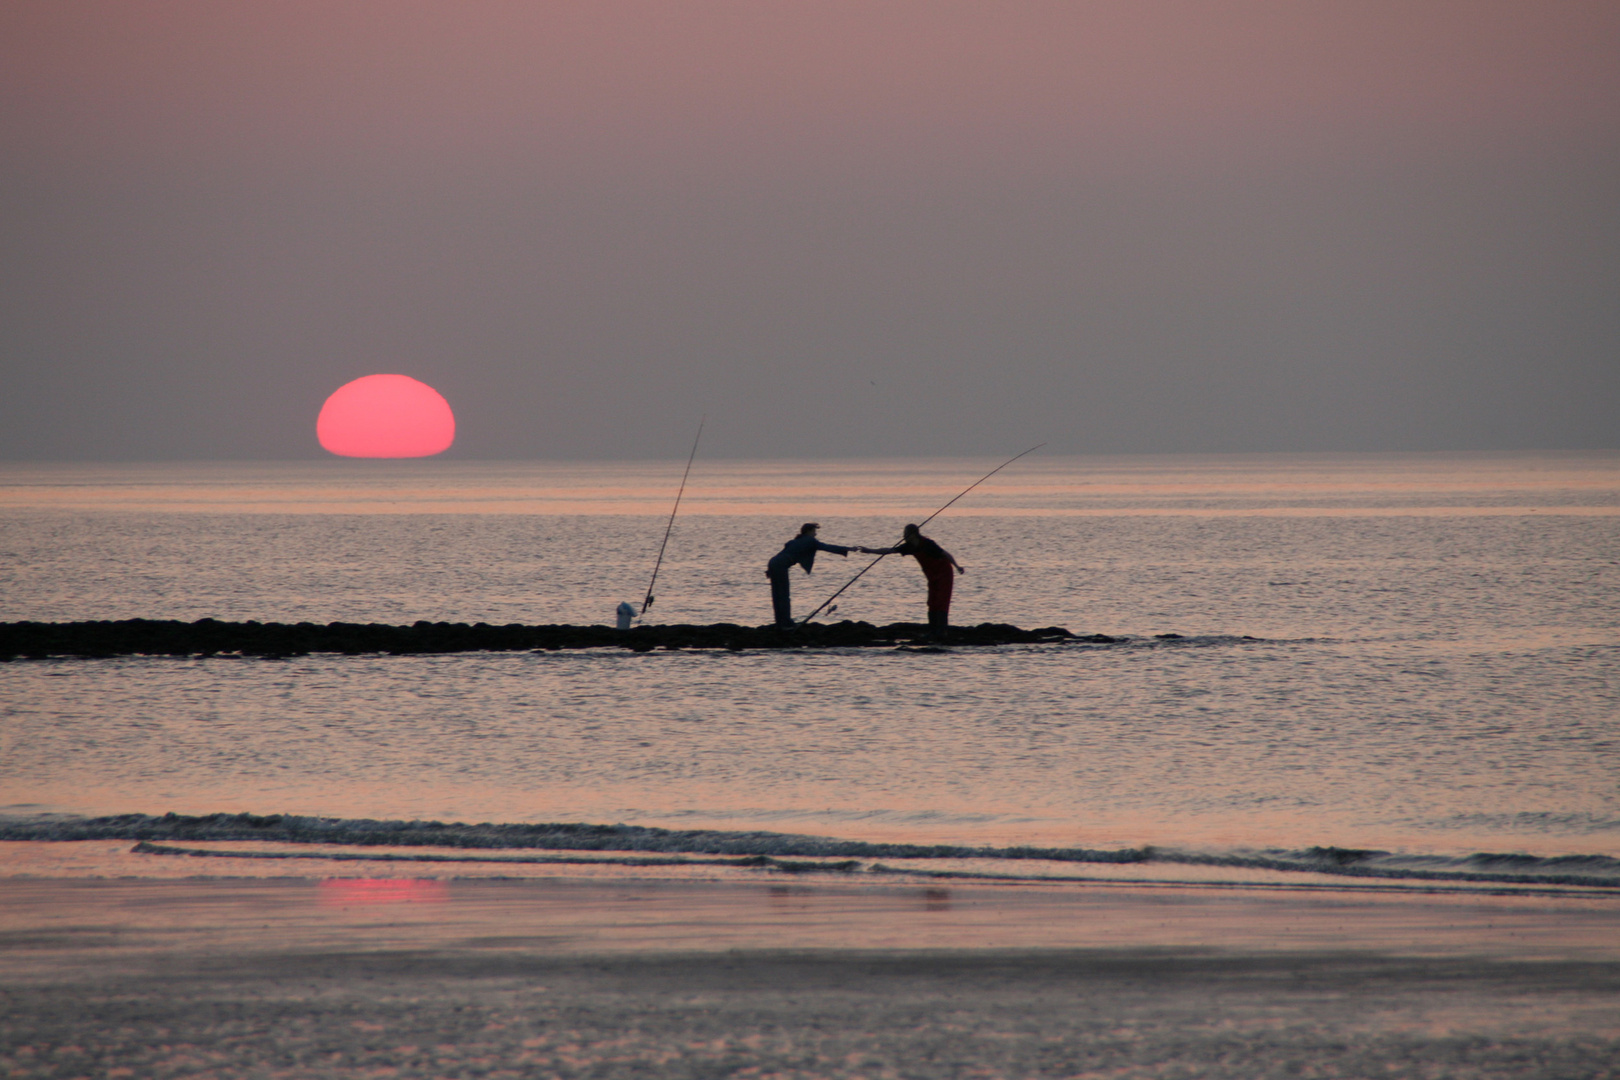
5, 813, 1618, 890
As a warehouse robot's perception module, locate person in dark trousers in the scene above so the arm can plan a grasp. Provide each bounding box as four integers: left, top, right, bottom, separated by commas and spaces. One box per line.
766, 522, 855, 628
862, 523, 965, 639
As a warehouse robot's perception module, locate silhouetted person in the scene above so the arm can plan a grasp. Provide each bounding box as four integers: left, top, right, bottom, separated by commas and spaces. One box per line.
766, 522, 853, 627
862, 524, 964, 639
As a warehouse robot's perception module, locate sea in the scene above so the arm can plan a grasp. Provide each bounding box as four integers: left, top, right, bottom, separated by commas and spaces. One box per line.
2, 452, 1617, 891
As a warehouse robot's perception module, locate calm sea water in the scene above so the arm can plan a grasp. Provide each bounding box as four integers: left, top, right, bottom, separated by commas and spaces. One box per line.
2, 454, 1617, 869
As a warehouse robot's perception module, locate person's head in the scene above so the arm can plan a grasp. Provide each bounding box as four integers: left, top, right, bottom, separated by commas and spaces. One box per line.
800, 522, 820, 536
903, 523, 921, 539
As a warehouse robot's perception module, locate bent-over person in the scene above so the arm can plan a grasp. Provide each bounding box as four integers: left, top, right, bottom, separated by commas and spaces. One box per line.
861, 523, 964, 638
766, 522, 854, 628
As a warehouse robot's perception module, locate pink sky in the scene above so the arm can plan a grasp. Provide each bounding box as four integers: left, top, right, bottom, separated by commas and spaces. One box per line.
8, 3, 1615, 169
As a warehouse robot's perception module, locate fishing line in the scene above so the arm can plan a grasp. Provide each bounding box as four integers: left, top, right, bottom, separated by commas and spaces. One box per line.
641, 417, 704, 616
798, 443, 1045, 624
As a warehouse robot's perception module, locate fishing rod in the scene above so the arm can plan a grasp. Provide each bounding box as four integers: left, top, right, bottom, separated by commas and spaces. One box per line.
640, 417, 704, 617
798, 443, 1045, 624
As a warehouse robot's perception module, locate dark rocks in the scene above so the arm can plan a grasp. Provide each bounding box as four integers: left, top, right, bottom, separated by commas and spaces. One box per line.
0, 618, 1098, 660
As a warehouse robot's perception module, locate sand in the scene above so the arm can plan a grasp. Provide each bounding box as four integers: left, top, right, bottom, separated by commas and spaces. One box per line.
3, 874, 1618, 1078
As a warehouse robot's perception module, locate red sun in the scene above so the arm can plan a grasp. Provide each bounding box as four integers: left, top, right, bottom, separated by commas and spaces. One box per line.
316, 374, 455, 458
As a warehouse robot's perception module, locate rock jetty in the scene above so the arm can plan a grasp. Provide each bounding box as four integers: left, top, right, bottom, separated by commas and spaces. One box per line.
0, 618, 1112, 660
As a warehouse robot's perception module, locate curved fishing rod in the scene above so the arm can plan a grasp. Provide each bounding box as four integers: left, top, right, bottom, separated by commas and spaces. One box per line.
798, 443, 1045, 624
641, 417, 704, 616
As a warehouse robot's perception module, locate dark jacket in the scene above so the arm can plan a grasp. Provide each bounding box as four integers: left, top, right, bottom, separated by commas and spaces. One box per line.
767, 535, 851, 576
894, 535, 949, 562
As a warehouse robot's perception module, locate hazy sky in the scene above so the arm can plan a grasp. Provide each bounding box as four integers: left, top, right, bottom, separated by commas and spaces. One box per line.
3, 1, 1616, 460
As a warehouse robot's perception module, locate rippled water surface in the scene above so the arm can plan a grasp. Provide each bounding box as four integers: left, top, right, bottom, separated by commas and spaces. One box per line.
2, 454, 1616, 862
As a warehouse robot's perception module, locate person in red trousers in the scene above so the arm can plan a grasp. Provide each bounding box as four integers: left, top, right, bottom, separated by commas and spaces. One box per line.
861, 523, 965, 639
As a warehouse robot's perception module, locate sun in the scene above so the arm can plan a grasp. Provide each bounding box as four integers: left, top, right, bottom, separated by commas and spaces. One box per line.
316, 374, 455, 458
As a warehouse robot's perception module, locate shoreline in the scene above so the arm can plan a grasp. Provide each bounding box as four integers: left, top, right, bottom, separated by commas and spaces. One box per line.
7, 872, 1620, 968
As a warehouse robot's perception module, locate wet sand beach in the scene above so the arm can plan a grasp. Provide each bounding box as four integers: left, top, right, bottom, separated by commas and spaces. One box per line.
4, 872, 1618, 1079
